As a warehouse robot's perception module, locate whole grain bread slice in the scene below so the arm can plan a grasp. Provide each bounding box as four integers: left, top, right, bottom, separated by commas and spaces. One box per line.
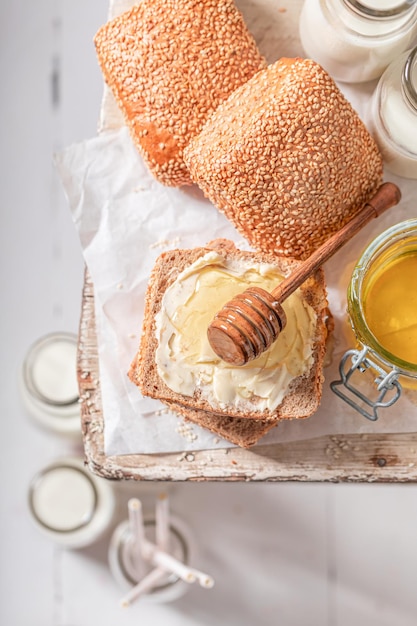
163, 400, 278, 448
128, 239, 330, 436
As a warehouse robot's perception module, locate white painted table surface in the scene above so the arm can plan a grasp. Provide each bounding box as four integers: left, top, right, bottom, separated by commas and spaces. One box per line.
2, 1, 417, 625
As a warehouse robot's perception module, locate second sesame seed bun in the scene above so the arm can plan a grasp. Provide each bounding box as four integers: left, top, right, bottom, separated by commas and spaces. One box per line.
184, 58, 383, 260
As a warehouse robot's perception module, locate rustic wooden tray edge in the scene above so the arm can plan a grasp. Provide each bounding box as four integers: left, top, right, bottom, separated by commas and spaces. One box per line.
78, 270, 417, 483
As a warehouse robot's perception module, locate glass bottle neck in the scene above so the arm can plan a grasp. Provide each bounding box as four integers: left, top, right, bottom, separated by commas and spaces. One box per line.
328, 0, 417, 38
402, 46, 417, 112
344, 0, 417, 20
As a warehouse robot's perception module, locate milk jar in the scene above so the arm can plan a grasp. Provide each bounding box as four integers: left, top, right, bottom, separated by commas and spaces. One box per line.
28, 457, 116, 548
299, 0, 417, 83
368, 46, 417, 179
20, 332, 82, 437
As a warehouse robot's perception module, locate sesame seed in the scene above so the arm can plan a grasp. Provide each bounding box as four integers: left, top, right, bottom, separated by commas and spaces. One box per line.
183, 58, 383, 260
94, 0, 266, 187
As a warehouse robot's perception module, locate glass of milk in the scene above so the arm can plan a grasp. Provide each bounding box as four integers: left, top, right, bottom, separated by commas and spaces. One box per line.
368, 46, 417, 178
20, 332, 82, 437
108, 513, 196, 604
299, 0, 417, 83
28, 457, 116, 548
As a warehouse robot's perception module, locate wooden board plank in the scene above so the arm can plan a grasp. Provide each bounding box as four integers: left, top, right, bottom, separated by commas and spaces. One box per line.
78, 271, 417, 482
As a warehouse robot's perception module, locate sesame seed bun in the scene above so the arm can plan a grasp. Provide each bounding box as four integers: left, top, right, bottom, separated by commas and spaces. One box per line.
184, 58, 383, 259
128, 239, 331, 447
94, 0, 266, 187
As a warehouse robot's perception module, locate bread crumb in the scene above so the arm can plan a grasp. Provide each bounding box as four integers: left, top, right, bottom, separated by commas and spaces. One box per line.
149, 237, 182, 250
176, 420, 198, 442
154, 407, 170, 416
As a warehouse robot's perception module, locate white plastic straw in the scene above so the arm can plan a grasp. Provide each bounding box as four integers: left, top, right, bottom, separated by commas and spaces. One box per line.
143, 538, 197, 583
127, 498, 145, 580
155, 492, 170, 552
128, 498, 145, 542
188, 568, 215, 589
142, 539, 214, 587
120, 567, 166, 608
119, 496, 214, 607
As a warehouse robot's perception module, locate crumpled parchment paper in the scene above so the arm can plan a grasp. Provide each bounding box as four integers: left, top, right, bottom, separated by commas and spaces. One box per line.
56, 0, 417, 455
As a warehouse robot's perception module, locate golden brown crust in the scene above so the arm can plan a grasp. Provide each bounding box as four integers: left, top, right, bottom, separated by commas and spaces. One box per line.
94, 0, 266, 187
183, 58, 383, 258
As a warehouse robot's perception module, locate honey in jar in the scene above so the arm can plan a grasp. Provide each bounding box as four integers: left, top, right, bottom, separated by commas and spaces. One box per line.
332, 219, 417, 421
363, 248, 417, 365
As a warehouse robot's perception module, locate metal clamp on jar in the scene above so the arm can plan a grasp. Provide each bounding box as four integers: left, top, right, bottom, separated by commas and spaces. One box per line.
331, 219, 417, 420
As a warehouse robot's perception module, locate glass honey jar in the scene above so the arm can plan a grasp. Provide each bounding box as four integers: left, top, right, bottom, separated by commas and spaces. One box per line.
331, 219, 417, 420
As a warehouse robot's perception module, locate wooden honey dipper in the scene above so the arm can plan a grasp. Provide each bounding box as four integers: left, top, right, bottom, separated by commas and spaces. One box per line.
207, 182, 401, 366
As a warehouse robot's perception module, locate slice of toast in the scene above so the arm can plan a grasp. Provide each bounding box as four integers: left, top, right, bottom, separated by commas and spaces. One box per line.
128, 239, 330, 445
162, 399, 279, 448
